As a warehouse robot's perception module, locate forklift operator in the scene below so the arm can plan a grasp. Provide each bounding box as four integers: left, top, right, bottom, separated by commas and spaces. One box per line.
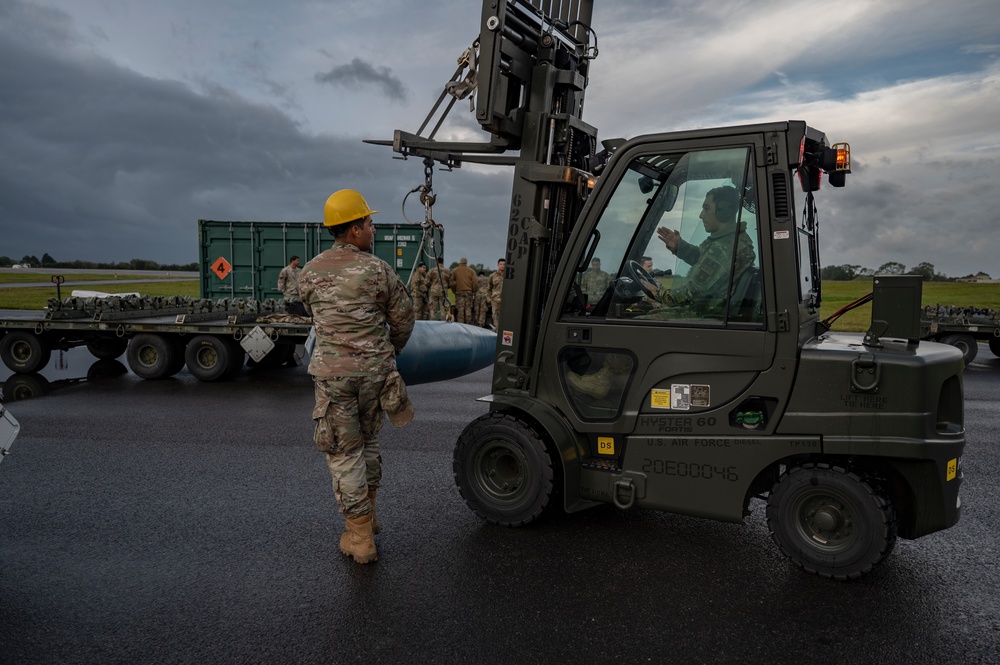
652, 185, 755, 313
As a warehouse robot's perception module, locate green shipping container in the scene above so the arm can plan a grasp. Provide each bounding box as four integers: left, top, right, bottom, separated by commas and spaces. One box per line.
198, 220, 442, 300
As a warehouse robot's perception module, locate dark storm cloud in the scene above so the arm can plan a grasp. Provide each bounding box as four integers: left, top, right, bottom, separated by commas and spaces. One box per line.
314, 57, 408, 102
0, 1, 432, 264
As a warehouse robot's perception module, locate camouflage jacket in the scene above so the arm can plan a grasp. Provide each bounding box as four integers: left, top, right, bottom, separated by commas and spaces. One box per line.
426, 267, 452, 296
277, 265, 301, 300
580, 268, 611, 300
666, 223, 755, 311
299, 242, 414, 378
488, 270, 504, 301
409, 271, 428, 301
476, 273, 490, 296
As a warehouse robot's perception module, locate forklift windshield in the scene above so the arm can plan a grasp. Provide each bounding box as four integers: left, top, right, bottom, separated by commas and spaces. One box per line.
570, 146, 762, 325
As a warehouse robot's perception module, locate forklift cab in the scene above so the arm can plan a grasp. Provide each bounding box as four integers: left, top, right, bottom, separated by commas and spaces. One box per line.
542, 132, 777, 432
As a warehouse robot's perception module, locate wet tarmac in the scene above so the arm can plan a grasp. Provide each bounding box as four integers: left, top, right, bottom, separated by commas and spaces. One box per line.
1, 346, 999, 664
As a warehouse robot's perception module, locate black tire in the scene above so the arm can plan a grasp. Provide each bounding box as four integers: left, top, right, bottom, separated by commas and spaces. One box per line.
989, 336, 1000, 358
184, 335, 239, 382
941, 333, 978, 366
2, 373, 51, 401
453, 412, 555, 526
126, 333, 182, 380
86, 337, 129, 361
86, 359, 128, 381
0, 331, 52, 373
766, 463, 897, 581
222, 337, 246, 378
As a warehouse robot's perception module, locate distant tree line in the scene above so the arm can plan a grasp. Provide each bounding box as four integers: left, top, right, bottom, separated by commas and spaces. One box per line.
0, 254, 197, 272
820, 261, 992, 282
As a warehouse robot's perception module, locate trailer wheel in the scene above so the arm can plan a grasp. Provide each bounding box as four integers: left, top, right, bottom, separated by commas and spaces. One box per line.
185, 335, 241, 382
766, 463, 897, 581
989, 336, 1000, 358
126, 333, 182, 380
2, 373, 51, 401
86, 337, 128, 361
941, 333, 978, 365
453, 412, 555, 527
0, 331, 52, 373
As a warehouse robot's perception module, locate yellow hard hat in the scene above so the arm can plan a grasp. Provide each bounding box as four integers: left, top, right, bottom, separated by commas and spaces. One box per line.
323, 189, 379, 226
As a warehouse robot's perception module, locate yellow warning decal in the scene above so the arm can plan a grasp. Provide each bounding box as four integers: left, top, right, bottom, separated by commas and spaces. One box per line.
946, 458, 957, 481
650, 389, 671, 409
597, 436, 615, 456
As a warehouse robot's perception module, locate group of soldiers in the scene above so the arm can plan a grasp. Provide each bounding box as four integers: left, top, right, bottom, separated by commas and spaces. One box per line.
409, 257, 505, 329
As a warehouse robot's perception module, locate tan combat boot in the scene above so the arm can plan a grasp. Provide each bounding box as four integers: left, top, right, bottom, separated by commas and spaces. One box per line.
339, 513, 378, 564
566, 366, 611, 399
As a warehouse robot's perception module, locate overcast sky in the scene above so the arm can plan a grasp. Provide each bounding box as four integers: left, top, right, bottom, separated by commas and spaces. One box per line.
1, 0, 998, 277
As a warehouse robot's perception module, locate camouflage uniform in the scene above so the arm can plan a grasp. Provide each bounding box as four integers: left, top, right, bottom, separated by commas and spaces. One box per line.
660, 223, 756, 314
474, 273, 491, 327
278, 264, 301, 302
488, 268, 504, 329
580, 268, 611, 305
426, 264, 453, 321
299, 242, 414, 518
409, 269, 429, 320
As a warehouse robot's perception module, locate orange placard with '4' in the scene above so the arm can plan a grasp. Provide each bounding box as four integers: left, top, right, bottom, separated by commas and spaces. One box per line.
211, 257, 232, 279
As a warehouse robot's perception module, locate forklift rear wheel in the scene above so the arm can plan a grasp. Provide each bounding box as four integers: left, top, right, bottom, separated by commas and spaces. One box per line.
941, 333, 978, 366
989, 336, 1000, 358
126, 333, 182, 380
766, 463, 897, 581
0, 331, 51, 373
454, 413, 555, 527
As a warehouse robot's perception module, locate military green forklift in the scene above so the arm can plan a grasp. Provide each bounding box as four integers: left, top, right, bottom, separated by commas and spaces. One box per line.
374, 0, 965, 580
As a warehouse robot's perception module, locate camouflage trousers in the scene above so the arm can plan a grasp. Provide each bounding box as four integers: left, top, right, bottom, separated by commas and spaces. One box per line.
455, 291, 474, 324
474, 292, 490, 327
428, 294, 450, 321
312, 376, 386, 518
491, 297, 502, 330
412, 295, 428, 320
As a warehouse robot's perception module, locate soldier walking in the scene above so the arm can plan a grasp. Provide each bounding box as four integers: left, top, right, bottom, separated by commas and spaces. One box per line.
426, 257, 453, 321
488, 258, 505, 330
298, 189, 415, 565
451, 257, 477, 324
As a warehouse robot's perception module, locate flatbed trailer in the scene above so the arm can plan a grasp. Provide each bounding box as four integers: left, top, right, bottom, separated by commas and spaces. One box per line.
0, 295, 312, 381
920, 305, 1000, 365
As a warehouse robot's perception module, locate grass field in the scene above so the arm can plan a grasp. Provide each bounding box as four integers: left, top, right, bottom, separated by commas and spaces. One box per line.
0, 272, 191, 284
0, 278, 994, 333
820, 280, 1000, 332
0, 281, 200, 310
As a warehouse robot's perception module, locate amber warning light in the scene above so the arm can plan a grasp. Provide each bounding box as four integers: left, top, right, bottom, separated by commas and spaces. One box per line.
832, 142, 851, 172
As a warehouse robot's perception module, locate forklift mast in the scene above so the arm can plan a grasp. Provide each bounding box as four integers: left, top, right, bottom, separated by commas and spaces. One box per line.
386, 0, 598, 392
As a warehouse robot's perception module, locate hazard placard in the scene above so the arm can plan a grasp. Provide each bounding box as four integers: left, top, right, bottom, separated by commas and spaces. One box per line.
211, 257, 232, 279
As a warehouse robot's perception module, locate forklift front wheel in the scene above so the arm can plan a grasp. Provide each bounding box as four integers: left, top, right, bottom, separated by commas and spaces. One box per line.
766, 463, 897, 581
454, 413, 555, 527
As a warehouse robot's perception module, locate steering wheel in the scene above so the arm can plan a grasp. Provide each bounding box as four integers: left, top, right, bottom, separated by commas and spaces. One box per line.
624, 260, 657, 299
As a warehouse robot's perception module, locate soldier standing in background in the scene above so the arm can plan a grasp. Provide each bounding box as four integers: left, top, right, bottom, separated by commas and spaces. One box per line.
278, 256, 306, 316
426, 257, 453, 321
488, 258, 505, 330
474, 269, 491, 328
451, 257, 477, 324
298, 189, 415, 565
409, 262, 429, 320
580, 257, 611, 308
